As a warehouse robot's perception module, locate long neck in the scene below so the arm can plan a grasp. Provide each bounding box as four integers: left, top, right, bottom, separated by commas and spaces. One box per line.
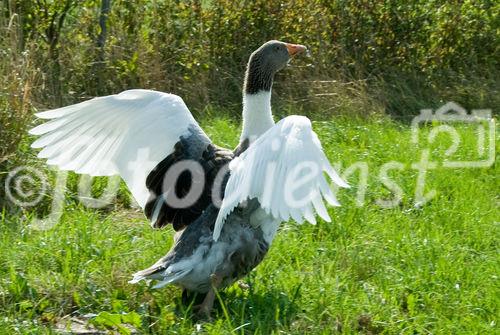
240, 91, 274, 142
240, 55, 275, 143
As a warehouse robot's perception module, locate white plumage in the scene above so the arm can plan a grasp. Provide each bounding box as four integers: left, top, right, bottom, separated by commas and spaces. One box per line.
214, 115, 348, 240
30, 89, 209, 208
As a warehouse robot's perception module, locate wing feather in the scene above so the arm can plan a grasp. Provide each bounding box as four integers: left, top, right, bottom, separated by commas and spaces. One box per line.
213, 115, 348, 240
30, 89, 211, 208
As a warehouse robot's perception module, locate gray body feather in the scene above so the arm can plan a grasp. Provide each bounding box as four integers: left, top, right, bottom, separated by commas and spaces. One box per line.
131, 199, 270, 293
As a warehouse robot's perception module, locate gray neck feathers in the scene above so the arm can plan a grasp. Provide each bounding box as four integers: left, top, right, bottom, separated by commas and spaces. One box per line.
243, 54, 274, 95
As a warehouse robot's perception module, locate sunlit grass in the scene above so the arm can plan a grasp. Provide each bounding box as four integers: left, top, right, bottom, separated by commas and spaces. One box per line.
0, 115, 497, 334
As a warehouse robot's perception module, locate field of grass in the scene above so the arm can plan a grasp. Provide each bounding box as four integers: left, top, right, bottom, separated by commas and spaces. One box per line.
1, 1, 498, 333
0, 114, 498, 334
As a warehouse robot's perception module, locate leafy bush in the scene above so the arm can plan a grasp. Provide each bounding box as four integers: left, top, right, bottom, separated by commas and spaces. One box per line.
0, 0, 498, 167
2, 1, 498, 112
0, 7, 35, 167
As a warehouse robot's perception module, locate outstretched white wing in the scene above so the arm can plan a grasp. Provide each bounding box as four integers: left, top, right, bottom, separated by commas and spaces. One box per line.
213, 115, 348, 240
29, 89, 210, 208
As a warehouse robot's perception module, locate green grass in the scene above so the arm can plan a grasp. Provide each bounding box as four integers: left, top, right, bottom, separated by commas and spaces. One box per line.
0, 114, 498, 334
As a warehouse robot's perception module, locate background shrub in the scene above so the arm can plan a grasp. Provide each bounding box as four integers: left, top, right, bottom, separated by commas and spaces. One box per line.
0, 0, 498, 171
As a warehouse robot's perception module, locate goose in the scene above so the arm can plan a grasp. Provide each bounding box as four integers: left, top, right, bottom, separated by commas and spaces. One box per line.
29, 40, 349, 316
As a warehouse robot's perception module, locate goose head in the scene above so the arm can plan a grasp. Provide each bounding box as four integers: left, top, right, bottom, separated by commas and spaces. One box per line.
240, 40, 306, 144
244, 40, 307, 95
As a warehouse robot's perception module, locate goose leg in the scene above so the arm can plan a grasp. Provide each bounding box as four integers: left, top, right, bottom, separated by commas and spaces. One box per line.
195, 273, 222, 317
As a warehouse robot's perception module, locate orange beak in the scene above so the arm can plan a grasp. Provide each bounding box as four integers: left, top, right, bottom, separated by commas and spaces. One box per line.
286, 43, 307, 56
